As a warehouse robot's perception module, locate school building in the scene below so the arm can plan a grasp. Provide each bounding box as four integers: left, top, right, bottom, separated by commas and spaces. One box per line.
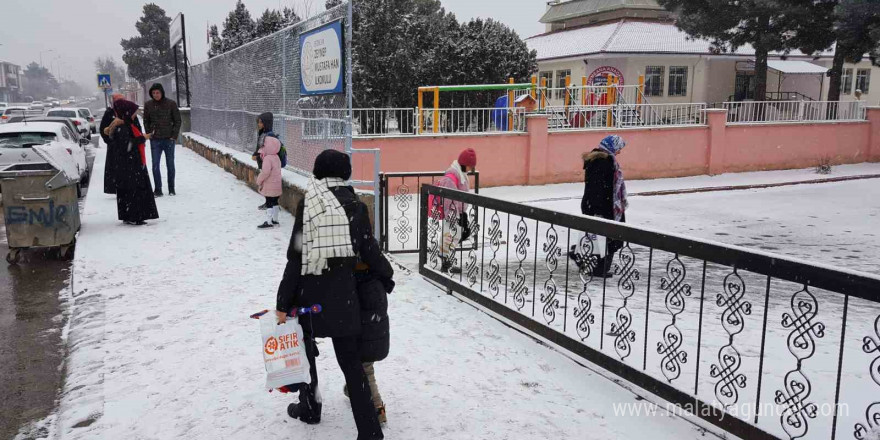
526, 0, 877, 105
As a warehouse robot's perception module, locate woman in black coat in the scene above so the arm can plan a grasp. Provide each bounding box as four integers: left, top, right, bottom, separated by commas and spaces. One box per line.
577, 135, 628, 277
108, 99, 159, 225
275, 150, 391, 440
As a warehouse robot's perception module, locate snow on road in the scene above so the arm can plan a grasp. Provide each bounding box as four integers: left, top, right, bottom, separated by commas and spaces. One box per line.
43, 146, 711, 440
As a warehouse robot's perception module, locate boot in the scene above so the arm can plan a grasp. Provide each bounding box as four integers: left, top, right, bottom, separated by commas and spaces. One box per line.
287, 387, 321, 425
440, 258, 461, 274
154, 189, 163, 197
257, 203, 268, 210
257, 221, 274, 229
592, 256, 614, 278
568, 246, 587, 270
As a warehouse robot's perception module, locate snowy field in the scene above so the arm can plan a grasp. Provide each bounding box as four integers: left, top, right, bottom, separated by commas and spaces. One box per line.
26, 145, 720, 440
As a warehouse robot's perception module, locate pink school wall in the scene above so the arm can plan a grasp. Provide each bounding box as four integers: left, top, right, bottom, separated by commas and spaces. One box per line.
352, 108, 880, 188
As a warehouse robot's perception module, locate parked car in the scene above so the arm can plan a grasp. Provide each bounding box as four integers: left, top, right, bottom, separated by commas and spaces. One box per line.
29, 101, 45, 110
45, 108, 91, 139
1, 107, 28, 124
3, 116, 87, 143
50, 100, 61, 108
0, 102, 7, 110
73, 108, 96, 133
0, 122, 89, 184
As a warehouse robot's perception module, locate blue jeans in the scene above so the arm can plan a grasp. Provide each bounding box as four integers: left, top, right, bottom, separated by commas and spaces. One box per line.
150, 139, 175, 192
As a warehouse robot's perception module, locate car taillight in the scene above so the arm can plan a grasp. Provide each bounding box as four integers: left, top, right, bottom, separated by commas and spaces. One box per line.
73, 120, 81, 126
1, 115, 7, 120
88, 117, 95, 122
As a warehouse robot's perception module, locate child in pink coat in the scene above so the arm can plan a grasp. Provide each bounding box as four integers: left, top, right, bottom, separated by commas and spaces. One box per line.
256, 136, 283, 229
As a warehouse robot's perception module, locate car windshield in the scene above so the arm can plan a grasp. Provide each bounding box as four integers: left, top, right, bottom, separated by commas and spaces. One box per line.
78, 110, 90, 118
0, 132, 56, 148
48, 111, 77, 118
4, 109, 26, 116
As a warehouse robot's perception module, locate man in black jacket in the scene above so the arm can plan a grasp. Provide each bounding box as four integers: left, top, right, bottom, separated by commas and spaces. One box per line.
143, 83, 181, 196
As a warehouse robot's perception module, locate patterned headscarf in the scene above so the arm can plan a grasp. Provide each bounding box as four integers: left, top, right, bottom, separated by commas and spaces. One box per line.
113, 99, 139, 122
596, 135, 628, 221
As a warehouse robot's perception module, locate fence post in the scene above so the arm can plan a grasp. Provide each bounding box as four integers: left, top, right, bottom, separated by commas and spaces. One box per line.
606, 74, 614, 128
704, 108, 729, 175
530, 75, 537, 100
433, 87, 440, 134
564, 75, 571, 113
798, 100, 805, 122
867, 107, 880, 162
508, 77, 515, 132
638, 75, 645, 105
526, 114, 550, 185
540, 77, 547, 110
417, 91, 423, 134
581, 76, 587, 106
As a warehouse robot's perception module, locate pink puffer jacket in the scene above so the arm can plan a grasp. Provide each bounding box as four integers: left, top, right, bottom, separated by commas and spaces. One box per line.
256, 136, 283, 197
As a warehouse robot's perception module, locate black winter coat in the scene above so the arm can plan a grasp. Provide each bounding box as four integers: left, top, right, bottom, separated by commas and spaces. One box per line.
356, 269, 394, 362
144, 84, 181, 140
581, 149, 625, 254
276, 186, 393, 338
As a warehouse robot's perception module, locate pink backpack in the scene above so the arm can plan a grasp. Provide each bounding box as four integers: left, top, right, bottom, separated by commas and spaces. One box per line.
427, 171, 461, 220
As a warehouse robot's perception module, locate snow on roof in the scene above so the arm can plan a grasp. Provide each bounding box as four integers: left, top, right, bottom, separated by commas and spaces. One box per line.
540, 0, 664, 23
766, 60, 828, 74
527, 20, 833, 60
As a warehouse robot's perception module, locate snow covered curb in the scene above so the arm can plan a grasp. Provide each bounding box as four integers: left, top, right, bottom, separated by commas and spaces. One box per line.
181, 132, 376, 219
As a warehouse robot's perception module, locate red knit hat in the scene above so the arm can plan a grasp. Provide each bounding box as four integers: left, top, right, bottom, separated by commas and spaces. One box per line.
458, 148, 477, 168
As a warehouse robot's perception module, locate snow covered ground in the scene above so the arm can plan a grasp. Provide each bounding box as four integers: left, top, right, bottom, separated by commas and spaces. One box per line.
33, 145, 719, 440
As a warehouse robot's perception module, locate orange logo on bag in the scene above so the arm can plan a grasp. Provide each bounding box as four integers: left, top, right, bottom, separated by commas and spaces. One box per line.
265, 336, 278, 355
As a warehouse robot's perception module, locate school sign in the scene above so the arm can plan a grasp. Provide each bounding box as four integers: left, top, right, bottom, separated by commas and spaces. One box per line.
299, 20, 343, 96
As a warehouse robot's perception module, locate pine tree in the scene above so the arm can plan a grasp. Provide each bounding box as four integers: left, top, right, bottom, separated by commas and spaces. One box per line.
657, 0, 820, 106
23, 62, 58, 100
220, 0, 256, 53
120, 3, 174, 83
326, 0, 344, 9
208, 25, 223, 58
827, 0, 880, 103
282, 7, 301, 26
255, 9, 286, 38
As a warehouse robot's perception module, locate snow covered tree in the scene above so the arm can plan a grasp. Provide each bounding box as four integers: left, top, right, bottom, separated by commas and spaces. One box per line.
326, 0, 344, 9
453, 18, 537, 100
255, 9, 286, 38
208, 25, 223, 58
657, 0, 824, 105
282, 7, 301, 25
220, 0, 256, 53
22, 62, 58, 100
826, 0, 880, 103
94, 57, 127, 91
120, 3, 174, 83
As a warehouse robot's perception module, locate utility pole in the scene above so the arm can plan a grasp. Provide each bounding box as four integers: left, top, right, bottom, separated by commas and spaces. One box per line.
39, 49, 53, 68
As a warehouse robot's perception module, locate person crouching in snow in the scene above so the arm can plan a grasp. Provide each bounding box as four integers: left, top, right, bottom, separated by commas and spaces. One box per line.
427, 148, 477, 274
275, 149, 389, 440
256, 135, 283, 229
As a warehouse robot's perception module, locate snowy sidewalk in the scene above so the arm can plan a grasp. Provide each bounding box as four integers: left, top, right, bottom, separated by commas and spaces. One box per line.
44, 146, 713, 439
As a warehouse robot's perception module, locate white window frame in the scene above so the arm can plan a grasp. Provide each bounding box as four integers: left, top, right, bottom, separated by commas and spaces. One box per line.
668, 66, 688, 97
645, 66, 664, 97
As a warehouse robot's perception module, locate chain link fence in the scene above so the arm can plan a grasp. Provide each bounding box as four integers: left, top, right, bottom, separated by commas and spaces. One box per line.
145, 70, 189, 108
187, 4, 350, 176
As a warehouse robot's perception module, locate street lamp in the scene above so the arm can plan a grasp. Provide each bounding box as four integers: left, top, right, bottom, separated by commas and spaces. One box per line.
39, 49, 54, 68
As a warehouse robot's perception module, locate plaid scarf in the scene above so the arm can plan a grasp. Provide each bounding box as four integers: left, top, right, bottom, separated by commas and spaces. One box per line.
301, 177, 355, 275
597, 135, 628, 221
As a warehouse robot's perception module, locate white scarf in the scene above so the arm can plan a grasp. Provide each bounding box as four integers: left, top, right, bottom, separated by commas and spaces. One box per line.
301, 177, 355, 275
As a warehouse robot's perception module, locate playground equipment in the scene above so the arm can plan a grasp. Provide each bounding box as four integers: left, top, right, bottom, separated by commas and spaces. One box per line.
539, 74, 647, 129
417, 78, 536, 134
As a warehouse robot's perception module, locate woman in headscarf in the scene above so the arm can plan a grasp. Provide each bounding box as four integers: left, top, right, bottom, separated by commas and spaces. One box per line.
572, 134, 628, 278
275, 149, 391, 440
108, 99, 159, 226
100, 93, 126, 194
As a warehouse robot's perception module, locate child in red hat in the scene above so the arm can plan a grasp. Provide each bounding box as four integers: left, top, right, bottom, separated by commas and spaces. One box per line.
428, 148, 477, 273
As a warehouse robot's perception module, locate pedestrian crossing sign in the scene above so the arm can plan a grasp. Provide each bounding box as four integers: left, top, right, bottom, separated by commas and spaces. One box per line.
97, 74, 111, 89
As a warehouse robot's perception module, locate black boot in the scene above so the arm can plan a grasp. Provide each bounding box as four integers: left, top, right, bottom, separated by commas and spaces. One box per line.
287, 386, 321, 424
568, 246, 587, 270
592, 256, 614, 278
154, 189, 163, 197
440, 258, 461, 274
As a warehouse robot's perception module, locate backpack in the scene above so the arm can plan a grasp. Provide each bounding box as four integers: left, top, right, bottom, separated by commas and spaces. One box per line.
279, 145, 288, 168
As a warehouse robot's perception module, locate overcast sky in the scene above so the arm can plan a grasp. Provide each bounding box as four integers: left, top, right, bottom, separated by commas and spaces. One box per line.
0, 0, 547, 93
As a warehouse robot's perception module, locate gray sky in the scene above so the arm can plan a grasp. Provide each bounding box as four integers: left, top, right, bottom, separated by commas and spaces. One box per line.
0, 0, 546, 93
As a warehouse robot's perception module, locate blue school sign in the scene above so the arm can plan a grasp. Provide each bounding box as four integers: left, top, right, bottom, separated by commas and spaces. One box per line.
299, 20, 344, 96
97, 73, 111, 89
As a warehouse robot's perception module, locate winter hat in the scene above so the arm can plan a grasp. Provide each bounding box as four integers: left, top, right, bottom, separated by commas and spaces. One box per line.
458, 148, 477, 168
113, 99, 139, 122
313, 149, 352, 181
258, 112, 274, 133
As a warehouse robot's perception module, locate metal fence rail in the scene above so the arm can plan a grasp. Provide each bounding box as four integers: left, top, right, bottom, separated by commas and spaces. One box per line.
546, 103, 708, 130
723, 101, 866, 124
188, 5, 350, 174
419, 185, 880, 440
417, 107, 527, 134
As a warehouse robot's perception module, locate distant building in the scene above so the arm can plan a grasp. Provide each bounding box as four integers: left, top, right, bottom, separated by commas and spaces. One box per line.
527, 0, 876, 105
0, 60, 23, 102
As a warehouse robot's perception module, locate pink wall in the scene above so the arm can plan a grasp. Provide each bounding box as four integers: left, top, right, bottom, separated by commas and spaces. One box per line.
724, 122, 871, 173
352, 107, 880, 188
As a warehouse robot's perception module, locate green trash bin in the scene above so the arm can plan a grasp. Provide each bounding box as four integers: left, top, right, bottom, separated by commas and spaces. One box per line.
0, 162, 81, 264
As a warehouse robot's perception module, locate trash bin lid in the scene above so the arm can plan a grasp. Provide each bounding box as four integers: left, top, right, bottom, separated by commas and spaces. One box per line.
32, 142, 79, 181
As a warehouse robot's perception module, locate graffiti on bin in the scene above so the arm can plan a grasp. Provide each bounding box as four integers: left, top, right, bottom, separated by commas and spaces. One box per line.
6, 201, 73, 229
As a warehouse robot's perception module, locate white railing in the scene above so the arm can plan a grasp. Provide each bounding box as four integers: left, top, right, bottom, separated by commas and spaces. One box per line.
723, 100, 866, 124
540, 84, 644, 107
352, 108, 416, 136
417, 107, 526, 134
545, 102, 707, 131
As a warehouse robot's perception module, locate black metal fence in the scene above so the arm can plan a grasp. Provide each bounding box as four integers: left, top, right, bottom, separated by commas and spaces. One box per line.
418, 184, 880, 440
379, 171, 479, 253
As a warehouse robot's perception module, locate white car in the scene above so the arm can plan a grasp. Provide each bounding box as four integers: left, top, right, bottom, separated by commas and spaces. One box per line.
0, 122, 89, 182
45, 108, 91, 139
30, 101, 45, 110
72, 108, 97, 134
1, 106, 28, 124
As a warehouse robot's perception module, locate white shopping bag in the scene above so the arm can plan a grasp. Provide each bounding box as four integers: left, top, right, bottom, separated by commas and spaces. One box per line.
572, 230, 607, 258
260, 316, 311, 390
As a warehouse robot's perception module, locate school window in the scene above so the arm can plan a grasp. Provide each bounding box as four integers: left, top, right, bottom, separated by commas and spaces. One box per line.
555, 69, 570, 100
645, 66, 664, 97
667, 66, 688, 97
856, 68, 871, 94
841, 68, 853, 95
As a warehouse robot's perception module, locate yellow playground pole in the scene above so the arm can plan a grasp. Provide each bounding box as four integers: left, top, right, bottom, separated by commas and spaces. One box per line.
417, 89, 424, 134
606, 74, 614, 128
581, 76, 587, 106
638, 75, 645, 105
433, 87, 440, 134
564, 75, 571, 114
507, 77, 514, 131
540, 77, 547, 110
530, 75, 537, 100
